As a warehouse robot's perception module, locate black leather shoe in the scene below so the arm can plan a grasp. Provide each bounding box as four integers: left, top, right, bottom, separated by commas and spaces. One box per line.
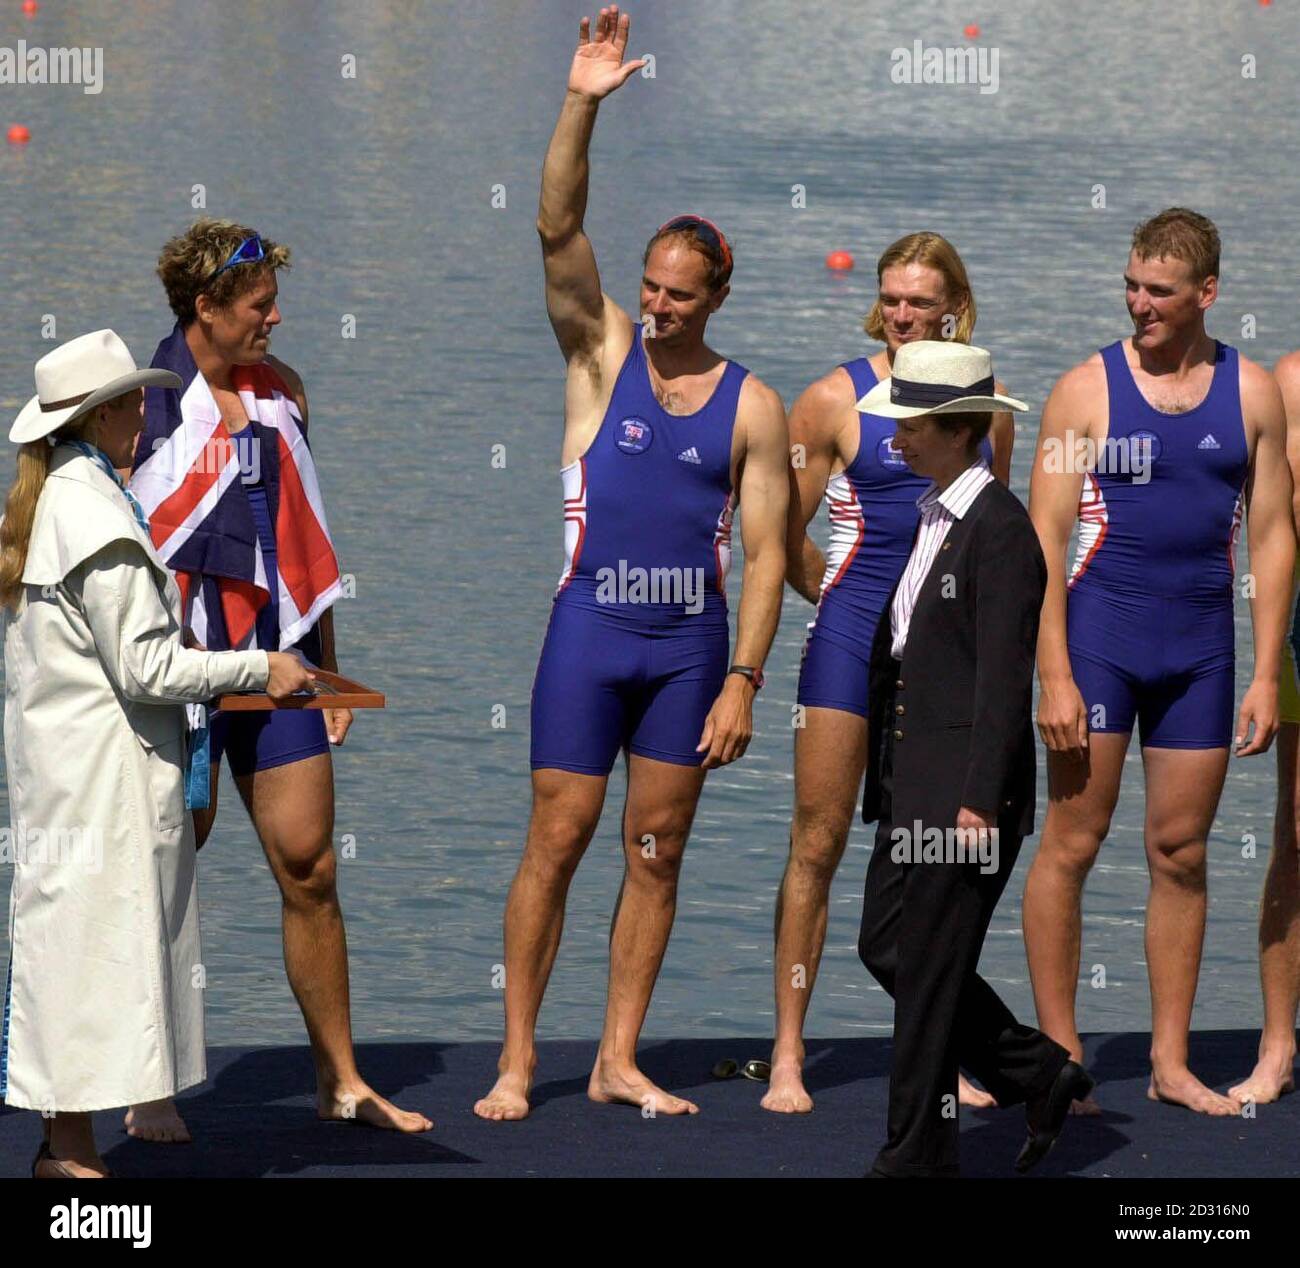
1015, 1060, 1094, 1173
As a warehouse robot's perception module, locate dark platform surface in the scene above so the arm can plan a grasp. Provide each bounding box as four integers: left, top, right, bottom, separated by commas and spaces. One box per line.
2, 1030, 1295, 1178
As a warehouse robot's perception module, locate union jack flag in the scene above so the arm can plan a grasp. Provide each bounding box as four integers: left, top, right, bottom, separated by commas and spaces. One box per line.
128, 323, 341, 652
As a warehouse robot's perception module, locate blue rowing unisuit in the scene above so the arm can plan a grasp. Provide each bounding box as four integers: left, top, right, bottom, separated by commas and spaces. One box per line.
533, 330, 747, 774
1066, 340, 1248, 748
1069, 341, 1247, 599
553, 331, 746, 625
797, 356, 992, 717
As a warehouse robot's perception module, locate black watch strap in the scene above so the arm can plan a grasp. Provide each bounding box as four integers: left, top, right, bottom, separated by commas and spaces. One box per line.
728, 664, 764, 690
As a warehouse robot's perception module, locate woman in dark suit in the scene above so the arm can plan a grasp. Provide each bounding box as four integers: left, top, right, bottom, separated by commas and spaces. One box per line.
853, 341, 1093, 1177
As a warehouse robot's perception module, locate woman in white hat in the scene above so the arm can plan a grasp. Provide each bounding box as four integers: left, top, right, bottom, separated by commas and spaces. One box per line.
852, 340, 1092, 1175
767, 232, 1016, 1115
0, 329, 311, 1177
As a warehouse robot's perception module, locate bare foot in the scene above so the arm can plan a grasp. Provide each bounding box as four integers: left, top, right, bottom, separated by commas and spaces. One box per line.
958, 1074, 996, 1108
761, 1059, 814, 1113
588, 1058, 698, 1115
1228, 1051, 1296, 1106
1147, 1067, 1239, 1115
474, 1067, 533, 1122
1069, 1092, 1103, 1116
318, 1083, 433, 1132
124, 1098, 192, 1143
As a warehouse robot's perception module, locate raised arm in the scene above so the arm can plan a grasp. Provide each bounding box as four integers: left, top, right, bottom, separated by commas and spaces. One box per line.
696, 378, 789, 769
1235, 357, 1294, 756
538, 7, 644, 367
1028, 361, 1100, 754
785, 370, 850, 604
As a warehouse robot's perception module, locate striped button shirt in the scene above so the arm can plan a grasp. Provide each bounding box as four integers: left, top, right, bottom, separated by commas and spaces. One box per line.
889, 459, 995, 659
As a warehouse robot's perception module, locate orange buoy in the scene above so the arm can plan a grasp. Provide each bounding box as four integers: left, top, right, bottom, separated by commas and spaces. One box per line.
21, 0, 38, 14
7, 124, 31, 144
964, 23, 981, 38
825, 250, 854, 272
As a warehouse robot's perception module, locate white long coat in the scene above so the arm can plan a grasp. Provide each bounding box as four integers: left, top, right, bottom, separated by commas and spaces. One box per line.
1, 444, 268, 1112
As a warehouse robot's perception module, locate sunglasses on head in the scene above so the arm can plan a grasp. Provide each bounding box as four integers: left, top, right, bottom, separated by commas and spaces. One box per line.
203, 234, 265, 287
657, 214, 732, 275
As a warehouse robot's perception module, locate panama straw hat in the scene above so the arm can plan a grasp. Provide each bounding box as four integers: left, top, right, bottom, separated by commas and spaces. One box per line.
9, 329, 182, 444
857, 340, 1028, 418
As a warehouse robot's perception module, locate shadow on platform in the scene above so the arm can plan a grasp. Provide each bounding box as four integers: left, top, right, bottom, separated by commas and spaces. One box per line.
1, 1031, 1293, 1178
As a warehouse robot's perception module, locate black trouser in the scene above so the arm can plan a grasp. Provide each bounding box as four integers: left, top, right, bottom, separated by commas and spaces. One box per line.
857, 666, 1069, 1177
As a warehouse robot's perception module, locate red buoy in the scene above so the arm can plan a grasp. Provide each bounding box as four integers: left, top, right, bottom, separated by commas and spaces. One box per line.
825, 250, 855, 272
964, 23, 981, 38
7, 124, 31, 144
21, 0, 38, 14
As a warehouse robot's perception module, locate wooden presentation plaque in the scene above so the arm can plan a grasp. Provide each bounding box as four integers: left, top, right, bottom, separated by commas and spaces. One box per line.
216, 668, 385, 712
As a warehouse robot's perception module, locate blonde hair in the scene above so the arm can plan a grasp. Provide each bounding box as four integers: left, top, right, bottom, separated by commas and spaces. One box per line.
0, 411, 106, 612
863, 231, 977, 344
1131, 207, 1220, 283
157, 217, 291, 327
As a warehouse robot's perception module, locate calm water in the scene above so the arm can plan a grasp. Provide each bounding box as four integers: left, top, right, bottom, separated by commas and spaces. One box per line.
1, 0, 1296, 1047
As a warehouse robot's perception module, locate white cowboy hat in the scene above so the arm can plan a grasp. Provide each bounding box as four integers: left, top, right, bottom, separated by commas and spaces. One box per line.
9, 329, 182, 444
857, 340, 1028, 417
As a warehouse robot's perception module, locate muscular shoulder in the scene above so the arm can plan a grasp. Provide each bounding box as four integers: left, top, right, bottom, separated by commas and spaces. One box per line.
565, 296, 635, 405
1274, 348, 1300, 395
263, 353, 309, 418
736, 373, 786, 440
786, 365, 857, 447
1238, 350, 1285, 423
1054, 353, 1106, 399
799, 364, 860, 418
1043, 354, 1106, 426
1274, 352, 1300, 431
595, 298, 636, 381
798, 365, 857, 412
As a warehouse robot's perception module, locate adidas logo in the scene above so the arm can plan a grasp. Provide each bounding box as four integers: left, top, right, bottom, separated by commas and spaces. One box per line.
677, 446, 702, 464
1198, 434, 1220, 450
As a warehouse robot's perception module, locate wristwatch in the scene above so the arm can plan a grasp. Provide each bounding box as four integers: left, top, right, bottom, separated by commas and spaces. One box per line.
728, 664, 765, 691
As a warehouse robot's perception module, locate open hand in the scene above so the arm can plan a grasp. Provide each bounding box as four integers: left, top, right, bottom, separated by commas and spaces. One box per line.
569, 6, 646, 101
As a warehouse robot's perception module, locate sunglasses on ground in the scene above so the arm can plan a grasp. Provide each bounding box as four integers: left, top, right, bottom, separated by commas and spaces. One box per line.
711, 1057, 771, 1082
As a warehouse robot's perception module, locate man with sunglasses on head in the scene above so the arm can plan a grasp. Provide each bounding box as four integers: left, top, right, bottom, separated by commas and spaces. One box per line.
474, 6, 788, 1121
124, 218, 432, 1141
